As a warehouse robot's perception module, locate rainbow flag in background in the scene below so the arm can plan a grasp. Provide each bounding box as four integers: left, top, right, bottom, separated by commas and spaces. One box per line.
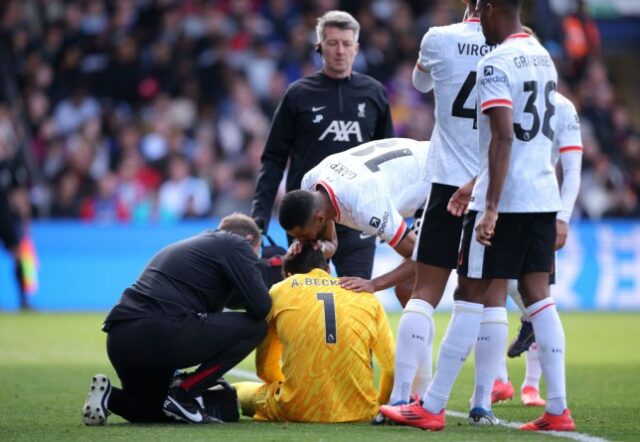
18, 234, 39, 295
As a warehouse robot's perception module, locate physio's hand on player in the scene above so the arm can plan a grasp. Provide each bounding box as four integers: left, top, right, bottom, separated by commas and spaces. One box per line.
475, 208, 498, 246
447, 180, 474, 217
555, 219, 569, 250
339, 276, 376, 293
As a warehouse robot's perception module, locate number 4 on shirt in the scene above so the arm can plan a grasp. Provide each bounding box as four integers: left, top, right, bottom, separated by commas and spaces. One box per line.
452, 71, 478, 129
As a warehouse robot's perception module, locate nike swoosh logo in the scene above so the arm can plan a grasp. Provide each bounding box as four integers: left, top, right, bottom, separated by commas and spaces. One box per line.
167, 396, 203, 422
312, 106, 326, 112
359, 233, 373, 240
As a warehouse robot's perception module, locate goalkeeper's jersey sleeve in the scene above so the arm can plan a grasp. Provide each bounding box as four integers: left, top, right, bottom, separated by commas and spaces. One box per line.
255, 268, 395, 422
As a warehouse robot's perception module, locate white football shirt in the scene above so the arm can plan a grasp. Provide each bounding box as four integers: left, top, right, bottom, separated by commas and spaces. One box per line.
471, 33, 561, 213
301, 138, 430, 247
417, 18, 496, 187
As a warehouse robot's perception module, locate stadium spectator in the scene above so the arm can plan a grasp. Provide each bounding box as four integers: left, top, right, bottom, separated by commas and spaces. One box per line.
0, 0, 635, 222
83, 213, 271, 425
157, 154, 211, 220
234, 243, 395, 422
562, 0, 601, 82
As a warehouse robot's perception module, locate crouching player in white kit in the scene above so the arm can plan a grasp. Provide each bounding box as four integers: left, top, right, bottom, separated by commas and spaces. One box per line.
492, 90, 583, 407
278, 138, 430, 305
380, 0, 575, 431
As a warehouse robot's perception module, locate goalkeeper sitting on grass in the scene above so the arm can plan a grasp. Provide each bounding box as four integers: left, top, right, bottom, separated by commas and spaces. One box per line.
235, 243, 395, 422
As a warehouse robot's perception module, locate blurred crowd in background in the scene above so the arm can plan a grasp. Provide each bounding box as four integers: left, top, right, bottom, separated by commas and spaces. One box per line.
0, 0, 638, 225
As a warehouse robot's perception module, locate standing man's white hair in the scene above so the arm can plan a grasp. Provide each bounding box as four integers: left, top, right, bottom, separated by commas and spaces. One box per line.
315, 10, 360, 43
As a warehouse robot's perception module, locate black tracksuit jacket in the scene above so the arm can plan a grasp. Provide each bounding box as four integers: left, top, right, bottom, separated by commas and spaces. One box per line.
251, 71, 394, 230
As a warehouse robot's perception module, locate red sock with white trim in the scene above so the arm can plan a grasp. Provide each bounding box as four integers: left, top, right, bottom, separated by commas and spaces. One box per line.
526, 298, 567, 415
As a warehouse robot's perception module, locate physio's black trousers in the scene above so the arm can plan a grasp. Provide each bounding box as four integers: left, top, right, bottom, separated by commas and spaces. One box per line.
105, 312, 267, 423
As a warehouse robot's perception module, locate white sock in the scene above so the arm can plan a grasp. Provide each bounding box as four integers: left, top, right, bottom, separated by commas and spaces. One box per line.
523, 343, 542, 390
411, 316, 434, 397
526, 298, 567, 415
422, 300, 483, 414
472, 307, 509, 410
389, 299, 434, 404
496, 351, 509, 383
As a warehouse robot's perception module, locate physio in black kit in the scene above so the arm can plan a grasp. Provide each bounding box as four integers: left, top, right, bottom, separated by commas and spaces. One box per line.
251, 10, 394, 279
82, 214, 271, 425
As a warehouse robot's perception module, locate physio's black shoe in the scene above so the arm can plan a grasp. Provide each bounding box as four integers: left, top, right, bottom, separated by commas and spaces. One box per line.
507, 317, 535, 358
163, 387, 222, 424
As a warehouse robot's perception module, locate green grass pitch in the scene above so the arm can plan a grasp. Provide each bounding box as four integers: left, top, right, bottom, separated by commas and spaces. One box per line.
1, 312, 639, 441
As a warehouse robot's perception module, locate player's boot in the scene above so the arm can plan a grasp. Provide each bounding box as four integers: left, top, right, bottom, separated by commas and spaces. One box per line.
468, 407, 499, 425
378, 402, 446, 431
491, 379, 515, 404
82, 374, 111, 426
507, 317, 535, 358
521, 386, 546, 407
520, 409, 575, 431
163, 386, 222, 424
371, 394, 419, 425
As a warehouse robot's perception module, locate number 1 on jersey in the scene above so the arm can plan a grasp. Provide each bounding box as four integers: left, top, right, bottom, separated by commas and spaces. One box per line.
317, 292, 337, 344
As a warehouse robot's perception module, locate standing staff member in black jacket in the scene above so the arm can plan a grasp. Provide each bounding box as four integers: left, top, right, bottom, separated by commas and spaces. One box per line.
251, 10, 394, 279
82, 214, 271, 426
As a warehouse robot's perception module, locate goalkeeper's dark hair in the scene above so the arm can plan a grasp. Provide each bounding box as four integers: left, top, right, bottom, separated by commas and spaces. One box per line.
282, 242, 328, 276
219, 213, 261, 247
493, 0, 523, 11
279, 190, 317, 231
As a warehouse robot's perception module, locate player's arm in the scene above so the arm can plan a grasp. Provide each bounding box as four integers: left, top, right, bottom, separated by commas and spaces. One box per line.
413, 63, 434, 93
372, 301, 396, 405
373, 86, 394, 139
554, 100, 583, 249
255, 296, 285, 382
448, 176, 477, 217
318, 218, 338, 259
556, 150, 582, 249
369, 231, 416, 292
223, 238, 272, 319
251, 92, 296, 232
256, 322, 285, 383
485, 107, 513, 212
340, 203, 415, 293
475, 61, 514, 246
476, 106, 513, 246
412, 30, 438, 93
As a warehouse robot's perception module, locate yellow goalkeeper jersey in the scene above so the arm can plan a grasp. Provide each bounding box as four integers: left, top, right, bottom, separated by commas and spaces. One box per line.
253, 268, 395, 422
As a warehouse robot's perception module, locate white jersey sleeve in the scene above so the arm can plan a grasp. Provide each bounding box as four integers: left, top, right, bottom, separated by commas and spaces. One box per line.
417, 28, 442, 74
477, 59, 513, 113
553, 94, 583, 222
554, 95, 583, 158
412, 65, 434, 93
